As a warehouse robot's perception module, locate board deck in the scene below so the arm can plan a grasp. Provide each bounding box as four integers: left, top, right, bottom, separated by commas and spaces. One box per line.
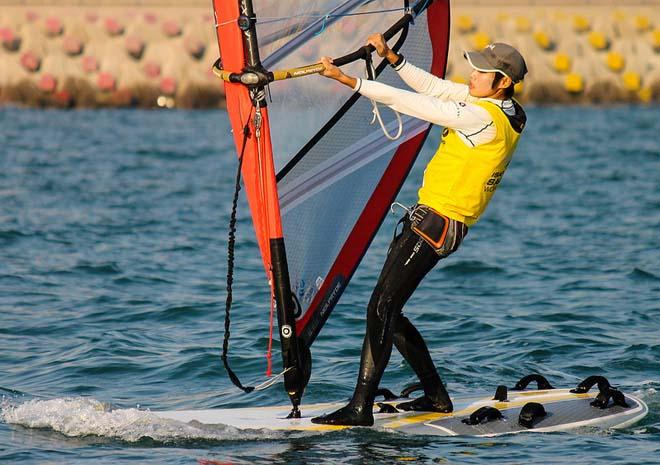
154, 388, 648, 436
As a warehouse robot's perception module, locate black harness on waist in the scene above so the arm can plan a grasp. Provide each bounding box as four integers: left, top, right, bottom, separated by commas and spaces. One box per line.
408, 205, 467, 257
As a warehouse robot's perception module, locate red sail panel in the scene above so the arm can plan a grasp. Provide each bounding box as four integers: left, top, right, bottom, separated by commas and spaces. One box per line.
213, 0, 284, 277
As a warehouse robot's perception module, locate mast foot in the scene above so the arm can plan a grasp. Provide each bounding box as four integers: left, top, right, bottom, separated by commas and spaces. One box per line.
287, 405, 301, 419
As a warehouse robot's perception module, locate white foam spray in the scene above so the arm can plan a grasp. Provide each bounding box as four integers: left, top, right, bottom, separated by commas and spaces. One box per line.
1, 397, 285, 442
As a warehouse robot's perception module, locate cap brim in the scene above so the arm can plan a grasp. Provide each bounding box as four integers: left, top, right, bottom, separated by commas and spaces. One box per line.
464, 51, 513, 81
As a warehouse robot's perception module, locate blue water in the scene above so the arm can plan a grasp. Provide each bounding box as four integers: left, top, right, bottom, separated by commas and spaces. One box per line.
1, 106, 658, 464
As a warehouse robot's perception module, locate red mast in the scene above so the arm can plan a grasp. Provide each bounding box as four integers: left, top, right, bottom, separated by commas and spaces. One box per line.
213, 0, 309, 417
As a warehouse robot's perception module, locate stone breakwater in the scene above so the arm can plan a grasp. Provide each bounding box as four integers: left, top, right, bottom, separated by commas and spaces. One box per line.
0, 3, 659, 108
448, 4, 660, 105
0, 5, 223, 108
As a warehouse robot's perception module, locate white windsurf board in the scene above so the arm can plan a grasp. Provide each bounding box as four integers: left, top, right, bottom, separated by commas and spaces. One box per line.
154, 388, 647, 437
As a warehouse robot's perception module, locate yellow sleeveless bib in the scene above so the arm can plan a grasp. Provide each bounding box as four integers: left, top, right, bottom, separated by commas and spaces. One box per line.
417, 100, 522, 226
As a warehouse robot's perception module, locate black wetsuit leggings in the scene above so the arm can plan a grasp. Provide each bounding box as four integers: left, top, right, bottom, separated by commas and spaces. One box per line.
350, 212, 465, 407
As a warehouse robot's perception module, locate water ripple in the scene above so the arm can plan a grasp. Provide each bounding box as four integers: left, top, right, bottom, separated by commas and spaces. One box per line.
1, 107, 659, 463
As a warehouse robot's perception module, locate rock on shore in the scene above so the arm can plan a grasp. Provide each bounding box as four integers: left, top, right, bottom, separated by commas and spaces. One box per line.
0, 5, 223, 108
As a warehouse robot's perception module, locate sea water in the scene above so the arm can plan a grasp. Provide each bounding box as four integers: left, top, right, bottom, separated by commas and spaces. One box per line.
0, 106, 658, 464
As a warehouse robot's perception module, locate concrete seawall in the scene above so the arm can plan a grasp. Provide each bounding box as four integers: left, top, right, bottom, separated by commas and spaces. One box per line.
1, 1, 659, 108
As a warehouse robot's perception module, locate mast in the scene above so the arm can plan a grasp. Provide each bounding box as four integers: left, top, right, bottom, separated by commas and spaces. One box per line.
214, 0, 309, 417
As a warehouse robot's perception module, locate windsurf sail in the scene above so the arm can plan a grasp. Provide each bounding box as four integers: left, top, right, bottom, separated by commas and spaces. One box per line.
212, 0, 451, 415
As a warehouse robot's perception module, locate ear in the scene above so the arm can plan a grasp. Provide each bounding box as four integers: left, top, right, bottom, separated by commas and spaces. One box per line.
497, 75, 513, 90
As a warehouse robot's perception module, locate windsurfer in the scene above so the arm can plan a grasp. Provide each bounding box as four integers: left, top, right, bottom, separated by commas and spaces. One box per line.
311, 34, 528, 426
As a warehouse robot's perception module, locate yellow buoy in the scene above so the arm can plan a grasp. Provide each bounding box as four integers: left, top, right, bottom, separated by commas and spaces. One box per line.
635, 16, 652, 33
573, 15, 591, 33
564, 73, 584, 93
588, 31, 609, 51
457, 15, 475, 34
652, 29, 660, 52
472, 32, 491, 50
622, 71, 641, 92
637, 87, 652, 103
534, 31, 553, 51
605, 52, 625, 72
553, 53, 572, 73
516, 16, 532, 33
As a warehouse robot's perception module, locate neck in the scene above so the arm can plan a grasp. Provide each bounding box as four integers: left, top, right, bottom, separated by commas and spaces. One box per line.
489, 89, 507, 100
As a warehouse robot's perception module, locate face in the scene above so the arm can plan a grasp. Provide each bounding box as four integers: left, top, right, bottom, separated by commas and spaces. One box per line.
468, 69, 510, 98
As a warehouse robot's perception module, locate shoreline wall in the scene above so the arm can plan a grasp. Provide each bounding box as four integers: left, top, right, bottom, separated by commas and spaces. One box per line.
0, 4, 223, 108
1, 2, 659, 108
448, 4, 660, 105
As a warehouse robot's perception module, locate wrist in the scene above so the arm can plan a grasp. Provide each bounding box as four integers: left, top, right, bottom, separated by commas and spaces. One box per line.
389, 52, 405, 69
338, 74, 357, 89
386, 50, 399, 64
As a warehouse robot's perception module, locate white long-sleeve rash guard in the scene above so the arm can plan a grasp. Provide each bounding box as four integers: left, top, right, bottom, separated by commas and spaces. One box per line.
353, 58, 517, 148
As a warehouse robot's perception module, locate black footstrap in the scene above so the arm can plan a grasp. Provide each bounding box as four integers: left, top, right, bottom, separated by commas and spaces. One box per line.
377, 402, 399, 414
593, 389, 629, 409
512, 374, 554, 391
493, 385, 508, 402
462, 406, 503, 425
518, 402, 547, 428
570, 375, 611, 394
375, 388, 399, 401
400, 382, 424, 398
570, 376, 629, 409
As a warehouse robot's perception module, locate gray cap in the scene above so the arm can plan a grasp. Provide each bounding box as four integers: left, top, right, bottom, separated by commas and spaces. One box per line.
464, 43, 528, 83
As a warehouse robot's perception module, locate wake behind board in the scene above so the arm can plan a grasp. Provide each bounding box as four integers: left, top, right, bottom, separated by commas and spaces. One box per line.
155, 377, 647, 437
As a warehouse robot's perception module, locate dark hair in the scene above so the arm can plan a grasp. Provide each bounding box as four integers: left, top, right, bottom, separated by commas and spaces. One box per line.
492, 72, 515, 98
